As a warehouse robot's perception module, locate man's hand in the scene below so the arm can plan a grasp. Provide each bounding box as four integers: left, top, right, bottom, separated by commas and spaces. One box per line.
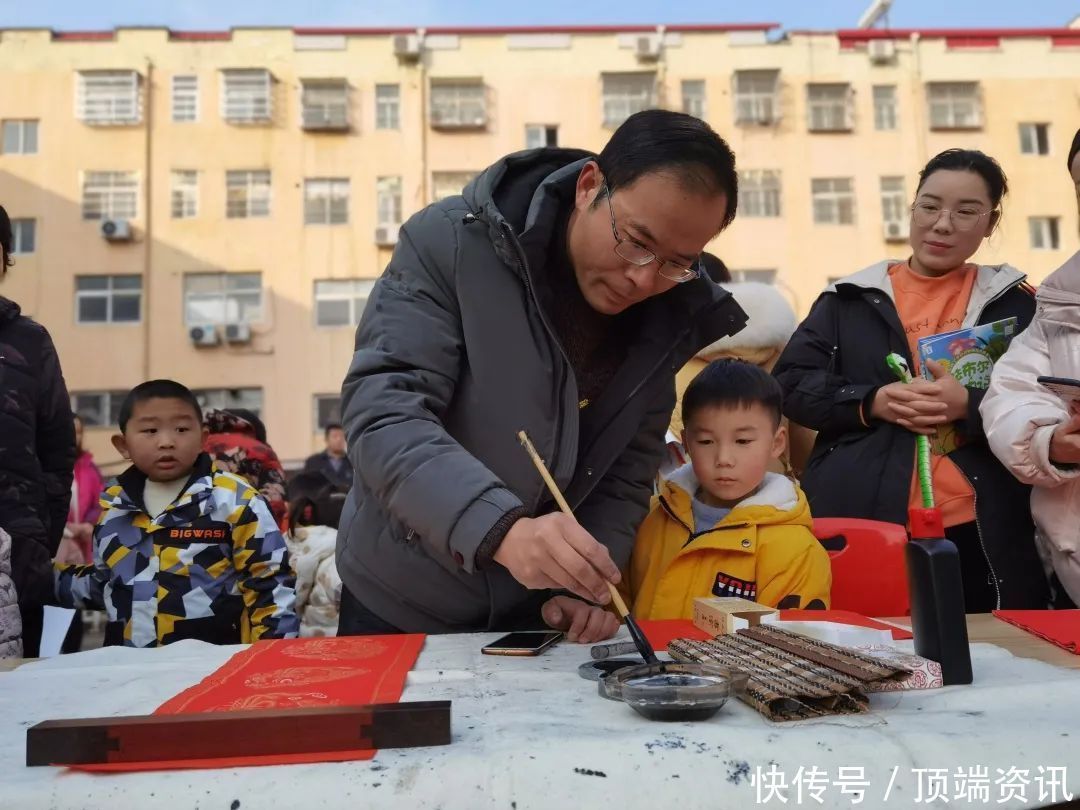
1049, 413, 1080, 467
541, 595, 620, 644
493, 513, 620, 604
871, 380, 948, 435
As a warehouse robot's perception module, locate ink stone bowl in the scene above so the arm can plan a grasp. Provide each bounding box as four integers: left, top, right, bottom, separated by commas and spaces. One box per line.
598, 661, 748, 722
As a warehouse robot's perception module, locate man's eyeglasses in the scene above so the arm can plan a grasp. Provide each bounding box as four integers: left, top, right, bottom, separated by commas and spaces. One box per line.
603, 185, 701, 283
911, 202, 995, 233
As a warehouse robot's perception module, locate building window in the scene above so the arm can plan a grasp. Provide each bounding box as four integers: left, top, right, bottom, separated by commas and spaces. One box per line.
376, 176, 402, 226
11, 219, 36, 254
375, 84, 400, 130
304, 178, 349, 225
71, 390, 127, 427
221, 69, 273, 124
681, 80, 706, 119
171, 75, 198, 123
738, 170, 782, 218
301, 79, 349, 130
226, 170, 271, 218
430, 80, 487, 129
81, 171, 138, 221
314, 395, 343, 431
2, 120, 39, 154
926, 82, 982, 130
314, 279, 376, 327
601, 72, 656, 128
1019, 123, 1050, 156
733, 69, 780, 125
194, 388, 263, 417
170, 170, 198, 219
807, 84, 852, 132
811, 178, 856, 225
880, 176, 909, 240
75, 275, 142, 323
432, 171, 477, 202
729, 269, 778, 284
76, 70, 141, 125
1029, 217, 1061, 250
525, 124, 559, 149
872, 85, 897, 131
184, 272, 263, 325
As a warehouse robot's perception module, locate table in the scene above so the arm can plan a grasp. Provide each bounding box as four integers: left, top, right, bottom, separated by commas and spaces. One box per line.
1, 615, 1077, 810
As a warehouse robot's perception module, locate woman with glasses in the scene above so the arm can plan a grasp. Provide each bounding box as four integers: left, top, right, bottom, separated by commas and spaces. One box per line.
774, 149, 1049, 611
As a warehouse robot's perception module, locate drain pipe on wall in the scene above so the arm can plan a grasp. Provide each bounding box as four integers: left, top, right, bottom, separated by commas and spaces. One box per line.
142, 57, 154, 381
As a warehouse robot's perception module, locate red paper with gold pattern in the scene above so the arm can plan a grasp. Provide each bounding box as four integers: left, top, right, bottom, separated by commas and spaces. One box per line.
75, 634, 426, 772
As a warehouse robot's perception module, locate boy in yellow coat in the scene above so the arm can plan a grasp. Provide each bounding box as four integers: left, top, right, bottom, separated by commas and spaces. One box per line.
631, 359, 831, 620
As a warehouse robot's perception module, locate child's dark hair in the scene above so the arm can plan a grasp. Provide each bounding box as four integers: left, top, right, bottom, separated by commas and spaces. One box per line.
0, 204, 13, 272
118, 379, 202, 432
915, 148, 1009, 210
681, 359, 783, 428
288, 470, 347, 530
225, 408, 267, 444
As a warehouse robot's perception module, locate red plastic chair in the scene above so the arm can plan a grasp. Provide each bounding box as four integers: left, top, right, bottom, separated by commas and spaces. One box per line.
812, 517, 910, 617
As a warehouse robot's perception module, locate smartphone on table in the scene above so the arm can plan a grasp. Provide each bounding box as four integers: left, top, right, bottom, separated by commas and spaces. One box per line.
1038, 376, 1080, 407
481, 631, 564, 657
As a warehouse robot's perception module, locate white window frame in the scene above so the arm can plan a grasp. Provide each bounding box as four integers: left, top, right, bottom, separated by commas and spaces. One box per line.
75, 275, 143, 324
170, 170, 198, 219
525, 124, 558, 149
313, 394, 343, 431
927, 82, 982, 130
220, 69, 273, 124
601, 72, 656, 128
171, 75, 199, 123
313, 279, 376, 328
872, 85, 897, 131
430, 81, 487, 128
11, 219, 36, 254
226, 170, 271, 219
879, 176, 907, 225
729, 269, 778, 284
681, 79, 706, 119
734, 70, 780, 125
376, 176, 403, 227
304, 178, 350, 225
184, 272, 264, 326
807, 83, 853, 132
738, 170, 782, 218
811, 178, 856, 225
80, 171, 138, 221
2, 119, 39, 154
71, 390, 127, 428
76, 70, 141, 125
375, 84, 400, 130
1019, 123, 1050, 156
1029, 217, 1061, 250
193, 388, 263, 416
301, 79, 349, 129
431, 171, 478, 203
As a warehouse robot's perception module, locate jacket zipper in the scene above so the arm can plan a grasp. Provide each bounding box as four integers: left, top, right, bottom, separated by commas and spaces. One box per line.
953, 468, 1002, 610
658, 496, 751, 549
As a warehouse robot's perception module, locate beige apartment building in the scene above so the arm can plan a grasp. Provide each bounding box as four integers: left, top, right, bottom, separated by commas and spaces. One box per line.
1, 21, 1079, 470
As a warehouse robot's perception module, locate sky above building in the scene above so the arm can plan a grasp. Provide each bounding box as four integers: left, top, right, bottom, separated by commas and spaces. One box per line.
2, 0, 1078, 31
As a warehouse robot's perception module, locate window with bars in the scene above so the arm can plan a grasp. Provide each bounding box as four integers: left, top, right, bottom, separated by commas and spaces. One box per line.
170, 170, 198, 219
314, 395, 343, 431
729, 269, 778, 284
81, 171, 138, 220
926, 82, 982, 130
301, 80, 349, 130
879, 177, 907, 224
738, 170, 782, 218
184, 272, 263, 325
807, 84, 852, 132
75, 275, 142, 323
432, 171, 477, 202
1019, 123, 1050, 156
71, 390, 127, 427
304, 178, 350, 225
681, 80, 706, 119
171, 75, 198, 122
430, 81, 487, 128
76, 71, 141, 125
376, 176, 402, 226
2, 120, 38, 154
375, 84, 400, 130
734, 70, 780, 125
1029, 217, 1061, 250
193, 388, 263, 416
873, 85, 897, 131
226, 170, 271, 218
314, 279, 376, 327
11, 219, 35, 254
601, 72, 656, 128
525, 124, 559, 149
221, 69, 273, 124
811, 178, 856, 225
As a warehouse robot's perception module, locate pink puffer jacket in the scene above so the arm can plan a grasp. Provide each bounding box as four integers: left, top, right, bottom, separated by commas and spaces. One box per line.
982, 252, 1080, 605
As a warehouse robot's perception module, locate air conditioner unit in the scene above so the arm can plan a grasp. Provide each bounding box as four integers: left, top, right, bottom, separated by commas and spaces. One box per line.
868, 38, 896, 64
224, 323, 252, 344
189, 324, 220, 347
100, 219, 132, 241
375, 225, 400, 246
393, 34, 421, 61
883, 220, 910, 242
635, 36, 661, 61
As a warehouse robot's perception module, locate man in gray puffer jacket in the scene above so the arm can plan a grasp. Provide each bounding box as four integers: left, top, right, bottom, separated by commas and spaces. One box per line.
337, 111, 747, 641
0, 528, 21, 658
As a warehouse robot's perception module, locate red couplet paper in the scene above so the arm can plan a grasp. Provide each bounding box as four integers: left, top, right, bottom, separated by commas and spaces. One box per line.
993, 610, 1080, 654
75, 634, 426, 772
637, 619, 711, 650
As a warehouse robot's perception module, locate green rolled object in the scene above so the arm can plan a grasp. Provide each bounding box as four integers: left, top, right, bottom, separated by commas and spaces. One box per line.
886, 353, 935, 509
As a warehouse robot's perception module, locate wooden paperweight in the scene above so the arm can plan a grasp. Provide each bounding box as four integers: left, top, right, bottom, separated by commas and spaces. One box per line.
693, 597, 777, 637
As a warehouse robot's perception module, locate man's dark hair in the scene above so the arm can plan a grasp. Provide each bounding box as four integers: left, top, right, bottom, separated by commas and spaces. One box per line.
700, 252, 731, 284
118, 379, 202, 433
682, 359, 783, 428
324, 422, 344, 439
225, 408, 267, 444
0, 204, 13, 271
916, 148, 1009, 211
596, 110, 738, 231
